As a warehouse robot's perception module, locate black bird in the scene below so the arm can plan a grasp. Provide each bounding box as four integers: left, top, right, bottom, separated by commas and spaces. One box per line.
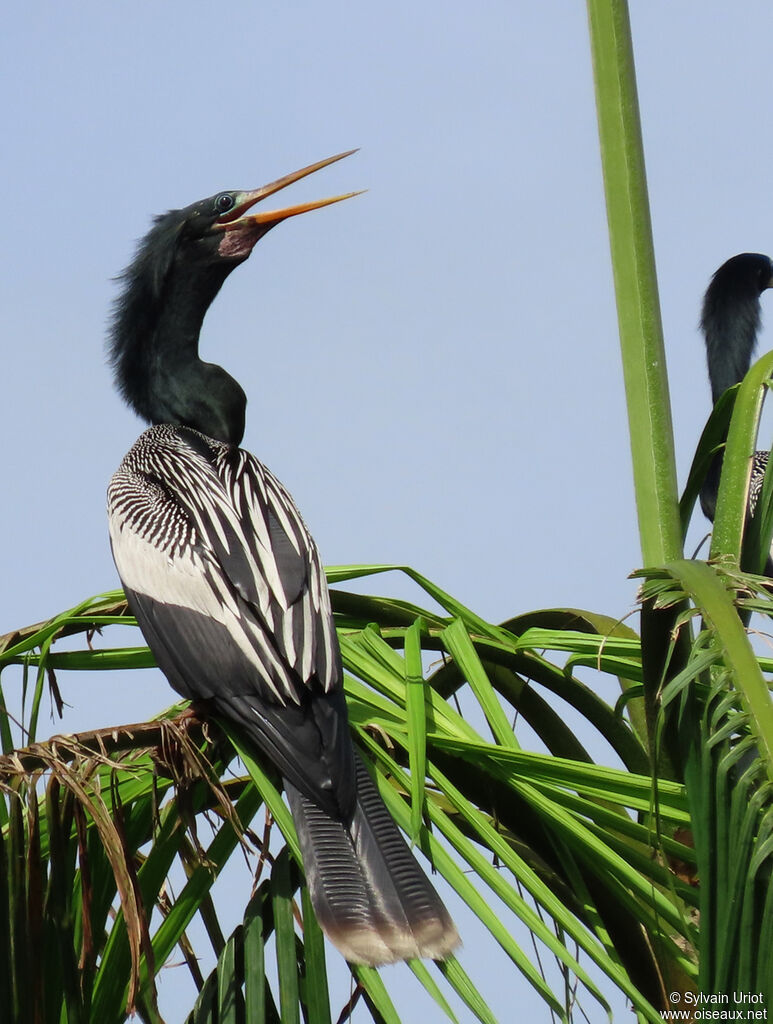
106, 152, 459, 965
699, 253, 773, 532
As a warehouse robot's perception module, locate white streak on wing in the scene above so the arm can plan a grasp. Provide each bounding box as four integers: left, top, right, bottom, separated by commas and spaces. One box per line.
301, 594, 314, 680
201, 490, 237, 553
190, 477, 274, 614
282, 606, 297, 668
224, 463, 293, 611
241, 611, 302, 704
109, 514, 288, 704
308, 554, 337, 692
109, 424, 343, 701
226, 453, 337, 690
228, 469, 288, 610
264, 478, 304, 557
308, 556, 322, 613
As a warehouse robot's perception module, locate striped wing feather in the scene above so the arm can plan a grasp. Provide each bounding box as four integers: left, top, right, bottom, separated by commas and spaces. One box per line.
108, 424, 350, 810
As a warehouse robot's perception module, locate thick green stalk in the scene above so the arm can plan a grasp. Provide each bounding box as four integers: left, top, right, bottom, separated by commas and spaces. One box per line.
586, 0, 682, 565
587, 0, 686, 791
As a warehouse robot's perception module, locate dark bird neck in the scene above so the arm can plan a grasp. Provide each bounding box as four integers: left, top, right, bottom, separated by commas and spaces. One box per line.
698, 253, 773, 522
109, 232, 247, 446
701, 267, 763, 405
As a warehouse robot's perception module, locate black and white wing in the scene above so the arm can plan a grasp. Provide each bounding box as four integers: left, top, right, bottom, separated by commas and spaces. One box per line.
749, 449, 769, 519
107, 423, 352, 813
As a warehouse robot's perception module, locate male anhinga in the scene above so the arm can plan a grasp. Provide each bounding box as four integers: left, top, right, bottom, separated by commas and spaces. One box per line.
106, 152, 459, 965
699, 253, 773, 531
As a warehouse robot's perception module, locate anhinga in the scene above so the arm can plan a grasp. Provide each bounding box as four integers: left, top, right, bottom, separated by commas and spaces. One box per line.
699, 253, 773, 532
106, 152, 459, 965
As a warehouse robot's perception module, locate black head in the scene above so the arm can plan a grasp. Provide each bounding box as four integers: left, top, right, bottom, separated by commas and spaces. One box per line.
134, 189, 276, 282
703, 253, 773, 310
133, 173, 343, 280
701, 253, 773, 404
108, 151, 360, 441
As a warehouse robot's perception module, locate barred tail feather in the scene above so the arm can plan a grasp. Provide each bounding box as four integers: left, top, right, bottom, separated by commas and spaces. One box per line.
285, 755, 459, 965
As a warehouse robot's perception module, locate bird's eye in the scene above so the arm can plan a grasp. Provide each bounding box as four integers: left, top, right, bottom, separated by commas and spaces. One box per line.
215, 193, 235, 215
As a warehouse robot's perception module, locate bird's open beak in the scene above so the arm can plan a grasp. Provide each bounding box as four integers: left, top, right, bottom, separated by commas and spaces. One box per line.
214, 150, 363, 233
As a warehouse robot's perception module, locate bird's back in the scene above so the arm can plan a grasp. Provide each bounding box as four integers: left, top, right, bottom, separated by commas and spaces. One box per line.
107, 424, 354, 815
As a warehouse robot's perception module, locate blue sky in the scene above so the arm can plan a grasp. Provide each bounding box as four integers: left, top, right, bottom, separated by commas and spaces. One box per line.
4, 3, 773, 1020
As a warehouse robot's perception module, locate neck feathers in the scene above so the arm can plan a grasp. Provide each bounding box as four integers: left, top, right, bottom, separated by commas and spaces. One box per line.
109, 214, 246, 445
701, 256, 769, 404
702, 294, 761, 404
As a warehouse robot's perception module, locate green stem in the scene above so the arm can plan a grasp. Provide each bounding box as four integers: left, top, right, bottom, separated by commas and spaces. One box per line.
587, 0, 684, 786
586, 0, 682, 566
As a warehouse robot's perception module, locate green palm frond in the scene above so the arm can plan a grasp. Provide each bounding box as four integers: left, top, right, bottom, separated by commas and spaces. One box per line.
638, 564, 773, 1000
0, 576, 696, 1022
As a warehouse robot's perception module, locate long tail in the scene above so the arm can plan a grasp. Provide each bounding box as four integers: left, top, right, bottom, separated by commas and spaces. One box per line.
284, 755, 459, 965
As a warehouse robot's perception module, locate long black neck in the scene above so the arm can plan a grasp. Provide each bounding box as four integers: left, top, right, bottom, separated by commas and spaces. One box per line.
702, 282, 761, 405
699, 261, 764, 521
110, 239, 247, 446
